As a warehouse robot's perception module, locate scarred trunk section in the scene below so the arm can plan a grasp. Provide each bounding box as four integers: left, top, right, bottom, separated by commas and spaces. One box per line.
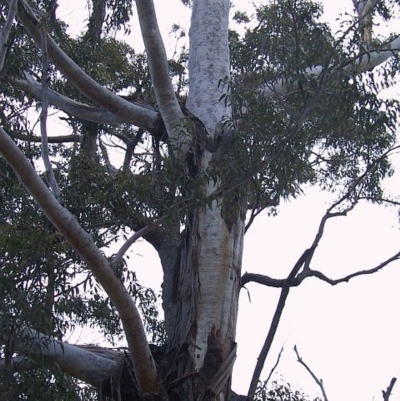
159, 1, 246, 400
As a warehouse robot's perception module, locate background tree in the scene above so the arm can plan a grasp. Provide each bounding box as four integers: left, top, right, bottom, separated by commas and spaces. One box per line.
0, 0, 400, 400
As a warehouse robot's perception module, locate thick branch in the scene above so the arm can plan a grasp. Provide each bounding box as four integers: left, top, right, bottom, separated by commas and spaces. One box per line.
14, 0, 158, 131
135, 0, 188, 155
11, 74, 157, 126
0, 0, 17, 72
0, 126, 159, 395
243, 240, 400, 290
247, 248, 312, 400
0, 324, 121, 386
258, 36, 400, 99
382, 377, 397, 401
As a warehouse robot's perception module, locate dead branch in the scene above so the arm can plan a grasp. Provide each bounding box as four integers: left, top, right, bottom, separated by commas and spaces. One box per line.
0, 356, 37, 372
242, 147, 400, 289
294, 345, 329, 401
264, 346, 284, 388
242, 249, 400, 288
0, 0, 17, 72
382, 377, 397, 401
247, 248, 312, 400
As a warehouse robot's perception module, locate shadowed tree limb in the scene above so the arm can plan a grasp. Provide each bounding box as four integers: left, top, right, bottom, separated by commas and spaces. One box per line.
264, 346, 284, 388
11, 131, 81, 143
242, 250, 400, 289
247, 248, 312, 400
382, 377, 397, 401
0, 355, 37, 372
294, 345, 329, 401
242, 146, 400, 289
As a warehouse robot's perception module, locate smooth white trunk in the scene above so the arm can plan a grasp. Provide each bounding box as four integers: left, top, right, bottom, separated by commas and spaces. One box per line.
186, 2, 245, 385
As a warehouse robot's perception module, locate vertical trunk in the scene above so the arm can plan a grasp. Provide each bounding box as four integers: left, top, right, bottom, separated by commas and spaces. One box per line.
159, 1, 246, 400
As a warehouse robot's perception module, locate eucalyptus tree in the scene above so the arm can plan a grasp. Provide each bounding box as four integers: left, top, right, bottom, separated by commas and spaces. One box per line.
0, 0, 400, 400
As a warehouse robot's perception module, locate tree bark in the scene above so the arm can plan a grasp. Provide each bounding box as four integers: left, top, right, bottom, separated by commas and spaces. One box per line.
158, 1, 246, 400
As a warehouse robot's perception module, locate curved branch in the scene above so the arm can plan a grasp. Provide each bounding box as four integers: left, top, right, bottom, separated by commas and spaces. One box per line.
247, 248, 312, 400
14, 0, 158, 131
110, 217, 165, 270
0, 126, 160, 396
11, 74, 157, 126
135, 0, 188, 155
242, 249, 400, 290
0, 324, 121, 386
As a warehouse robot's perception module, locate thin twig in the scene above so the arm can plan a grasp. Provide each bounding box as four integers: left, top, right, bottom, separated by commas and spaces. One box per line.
40, 26, 62, 202
264, 347, 284, 388
294, 345, 329, 401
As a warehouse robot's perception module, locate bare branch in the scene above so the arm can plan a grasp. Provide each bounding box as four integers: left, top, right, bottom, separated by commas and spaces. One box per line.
243, 147, 400, 289
382, 377, 397, 401
241, 273, 294, 288
247, 248, 312, 400
135, 0, 188, 155
294, 345, 329, 401
0, 0, 17, 72
110, 217, 165, 270
0, 125, 160, 395
242, 249, 400, 288
14, 0, 158, 131
11, 74, 158, 126
40, 26, 61, 202
264, 347, 284, 388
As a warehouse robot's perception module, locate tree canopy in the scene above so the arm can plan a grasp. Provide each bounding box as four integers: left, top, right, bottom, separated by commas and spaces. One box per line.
0, 0, 400, 400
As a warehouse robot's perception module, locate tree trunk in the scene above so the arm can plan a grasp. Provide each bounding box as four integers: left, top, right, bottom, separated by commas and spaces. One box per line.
157, 1, 245, 400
